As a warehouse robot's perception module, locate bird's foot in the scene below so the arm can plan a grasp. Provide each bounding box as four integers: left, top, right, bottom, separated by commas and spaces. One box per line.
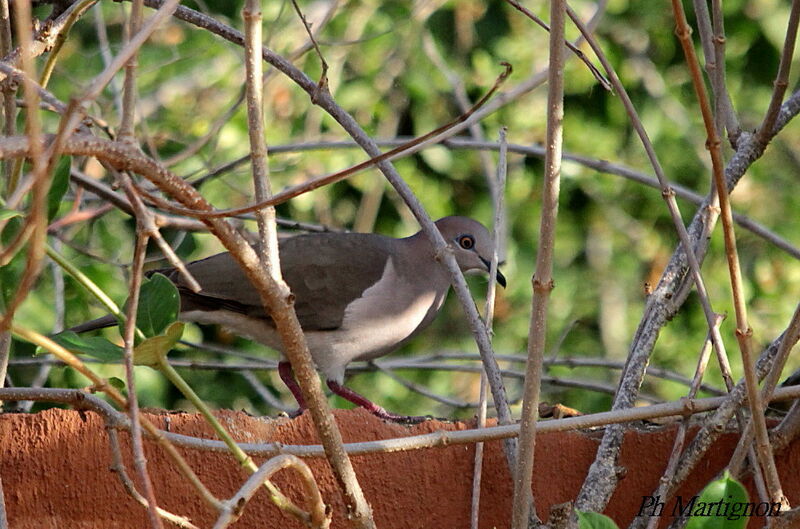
287, 407, 305, 419
326, 379, 430, 424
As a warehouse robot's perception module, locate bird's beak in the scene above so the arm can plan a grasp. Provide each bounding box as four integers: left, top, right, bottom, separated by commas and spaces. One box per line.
480, 258, 507, 288
496, 269, 507, 288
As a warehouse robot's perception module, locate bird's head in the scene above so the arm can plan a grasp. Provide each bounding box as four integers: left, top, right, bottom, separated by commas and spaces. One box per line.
434, 216, 507, 288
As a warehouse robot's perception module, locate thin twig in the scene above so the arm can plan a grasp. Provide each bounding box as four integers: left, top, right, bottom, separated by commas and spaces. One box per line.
106, 428, 200, 529
664, 329, 788, 502
122, 65, 512, 221
0, 473, 7, 529
471, 127, 507, 529
10, 327, 224, 511
691, 0, 740, 142
242, 0, 365, 525
213, 455, 329, 529
503, 0, 610, 90
755, 0, 800, 147
513, 1, 565, 526
118, 0, 145, 141
568, 3, 736, 511
0, 0, 49, 337
119, 180, 166, 529
5, 384, 800, 459
728, 301, 800, 477
641, 315, 723, 529
672, 0, 787, 507
220, 137, 800, 260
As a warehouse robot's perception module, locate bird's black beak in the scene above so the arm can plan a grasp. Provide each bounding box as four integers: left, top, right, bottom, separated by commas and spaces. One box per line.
481, 257, 507, 288
496, 269, 507, 288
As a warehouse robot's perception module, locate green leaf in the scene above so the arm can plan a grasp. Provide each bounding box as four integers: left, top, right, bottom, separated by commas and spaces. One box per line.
108, 377, 126, 391
0, 209, 21, 221
49, 331, 124, 362
47, 156, 71, 222
134, 273, 180, 338
685, 474, 750, 529
0, 216, 25, 308
576, 511, 620, 529
133, 321, 184, 366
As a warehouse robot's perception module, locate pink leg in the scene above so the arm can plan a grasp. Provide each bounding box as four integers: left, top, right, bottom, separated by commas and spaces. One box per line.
326, 380, 429, 424
278, 361, 306, 417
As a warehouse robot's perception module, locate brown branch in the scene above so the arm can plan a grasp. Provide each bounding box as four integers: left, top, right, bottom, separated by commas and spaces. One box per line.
242, 0, 368, 525
672, 0, 787, 507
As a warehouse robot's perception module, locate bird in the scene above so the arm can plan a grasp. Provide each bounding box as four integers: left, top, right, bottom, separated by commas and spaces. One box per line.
71, 216, 506, 422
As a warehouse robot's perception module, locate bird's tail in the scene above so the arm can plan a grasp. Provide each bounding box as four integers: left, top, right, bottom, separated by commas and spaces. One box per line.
67, 314, 118, 333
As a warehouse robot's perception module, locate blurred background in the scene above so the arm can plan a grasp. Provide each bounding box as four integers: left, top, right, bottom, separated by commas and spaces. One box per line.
5, 0, 800, 419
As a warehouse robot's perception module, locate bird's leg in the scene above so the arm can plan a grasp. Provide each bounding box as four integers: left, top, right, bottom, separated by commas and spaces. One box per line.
326, 380, 429, 424
278, 361, 307, 418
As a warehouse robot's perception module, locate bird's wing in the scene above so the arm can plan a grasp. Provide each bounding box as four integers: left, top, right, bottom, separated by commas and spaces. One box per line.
169, 233, 393, 331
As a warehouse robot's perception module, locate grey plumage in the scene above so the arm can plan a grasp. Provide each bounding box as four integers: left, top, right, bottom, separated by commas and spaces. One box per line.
71, 216, 505, 421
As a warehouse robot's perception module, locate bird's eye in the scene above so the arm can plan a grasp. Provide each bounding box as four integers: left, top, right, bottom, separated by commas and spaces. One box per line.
458, 235, 475, 250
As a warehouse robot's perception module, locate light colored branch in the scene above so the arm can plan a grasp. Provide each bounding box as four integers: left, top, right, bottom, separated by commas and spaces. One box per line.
5, 384, 800, 459
242, 0, 368, 525
513, 1, 565, 526
755, 0, 800, 147
118, 197, 164, 529
213, 455, 328, 529
118, 0, 145, 141
471, 127, 508, 529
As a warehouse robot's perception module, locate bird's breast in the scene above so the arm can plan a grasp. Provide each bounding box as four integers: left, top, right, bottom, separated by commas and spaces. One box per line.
309, 257, 447, 369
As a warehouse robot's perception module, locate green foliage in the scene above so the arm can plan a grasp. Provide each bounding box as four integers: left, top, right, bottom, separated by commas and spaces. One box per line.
49, 331, 124, 362
134, 322, 184, 367
576, 511, 619, 529
134, 273, 180, 339
686, 474, 750, 529
47, 157, 71, 222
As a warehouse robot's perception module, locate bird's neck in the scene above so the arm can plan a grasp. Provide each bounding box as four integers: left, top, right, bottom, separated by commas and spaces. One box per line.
399, 230, 451, 287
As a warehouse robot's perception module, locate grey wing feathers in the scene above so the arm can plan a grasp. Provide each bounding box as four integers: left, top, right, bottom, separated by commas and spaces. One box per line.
170, 233, 394, 331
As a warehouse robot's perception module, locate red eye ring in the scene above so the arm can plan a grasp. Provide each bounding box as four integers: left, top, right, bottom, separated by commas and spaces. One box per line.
458, 235, 475, 250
